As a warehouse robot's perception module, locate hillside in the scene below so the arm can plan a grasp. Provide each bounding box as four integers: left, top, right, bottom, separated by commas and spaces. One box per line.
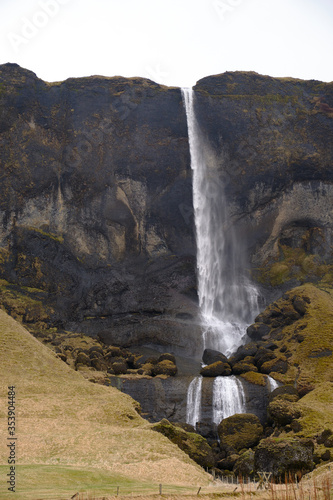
0, 309, 209, 499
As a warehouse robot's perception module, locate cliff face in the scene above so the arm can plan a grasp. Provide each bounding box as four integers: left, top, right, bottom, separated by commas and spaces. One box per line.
0, 63, 199, 356
1, 64, 333, 355
194, 72, 333, 290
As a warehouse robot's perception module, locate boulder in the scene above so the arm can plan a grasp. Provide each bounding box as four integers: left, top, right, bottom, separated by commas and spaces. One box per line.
217, 414, 263, 452
232, 361, 258, 375
90, 357, 109, 371
267, 399, 302, 426
200, 361, 232, 377
158, 353, 176, 364
112, 361, 128, 375
151, 419, 215, 468
254, 438, 314, 478
75, 351, 91, 367
247, 323, 271, 341
261, 356, 288, 374
153, 359, 177, 376
233, 449, 255, 477
228, 343, 258, 366
202, 349, 228, 365
218, 454, 240, 471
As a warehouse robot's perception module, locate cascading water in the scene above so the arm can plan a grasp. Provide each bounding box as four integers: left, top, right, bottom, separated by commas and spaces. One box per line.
267, 375, 280, 391
181, 87, 259, 356
186, 376, 203, 428
182, 87, 260, 426
212, 376, 246, 425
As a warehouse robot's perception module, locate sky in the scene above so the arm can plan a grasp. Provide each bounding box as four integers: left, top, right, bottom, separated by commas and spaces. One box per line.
1, 0, 333, 87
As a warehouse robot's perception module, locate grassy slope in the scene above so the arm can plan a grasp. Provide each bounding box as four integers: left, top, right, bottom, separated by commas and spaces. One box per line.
269, 284, 333, 438
0, 310, 209, 498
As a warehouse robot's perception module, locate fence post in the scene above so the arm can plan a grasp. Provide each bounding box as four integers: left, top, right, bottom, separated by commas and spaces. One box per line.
159, 483, 162, 495
116, 486, 119, 496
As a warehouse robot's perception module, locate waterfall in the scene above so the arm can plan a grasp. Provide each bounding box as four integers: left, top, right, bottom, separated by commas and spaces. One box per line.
181, 88, 259, 357
182, 87, 259, 426
186, 376, 203, 428
212, 376, 246, 425
267, 375, 280, 391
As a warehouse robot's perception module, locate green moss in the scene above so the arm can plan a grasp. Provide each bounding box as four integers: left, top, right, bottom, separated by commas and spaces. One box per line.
255, 245, 333, 287
240, 371, 267, 386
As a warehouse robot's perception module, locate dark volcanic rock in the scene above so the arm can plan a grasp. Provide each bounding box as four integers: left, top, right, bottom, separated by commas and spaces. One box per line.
202, 349, 228, 365
254, 438, 314, 478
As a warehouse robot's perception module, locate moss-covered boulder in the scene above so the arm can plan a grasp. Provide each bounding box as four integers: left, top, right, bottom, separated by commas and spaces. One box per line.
267, 399, 302, 426
200, 361, 232, 377
158, 353, 176, 364
232, 361, 258, 375
218, 454, 240, 471
111, 360, 128, 375
153, 359, 177, 376
254, 438, 314, 478
217, 414, 263, 452
151, 419, 215, 468
233, 449, 255, 477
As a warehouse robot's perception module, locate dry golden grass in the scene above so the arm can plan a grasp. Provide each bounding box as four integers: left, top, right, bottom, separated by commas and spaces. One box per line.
0, 309, 209, 498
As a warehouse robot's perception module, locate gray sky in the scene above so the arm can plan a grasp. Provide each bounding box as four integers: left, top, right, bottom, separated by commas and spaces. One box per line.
1, 0, 333, 86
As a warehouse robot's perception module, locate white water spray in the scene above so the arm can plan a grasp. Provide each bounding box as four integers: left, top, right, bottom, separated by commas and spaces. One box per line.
212, 376, 246, 425
186, 376, 203, 428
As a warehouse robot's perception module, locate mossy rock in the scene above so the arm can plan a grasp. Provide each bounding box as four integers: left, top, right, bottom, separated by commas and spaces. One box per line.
240, 371, 267, 386
158, 353, 176, 364
233, 449, 255, 476
153, 359, 177, 376
151, 419, 215, 468
75, 352, 91, 367
217, 413, 263, 452
232, 361, 258, 375
254, 437, 314, 478
218, 453, 240, 471
267, 399, 302, 426
112, 361, 128, 375
200, 361, 232, 377
261, 356, 288, 374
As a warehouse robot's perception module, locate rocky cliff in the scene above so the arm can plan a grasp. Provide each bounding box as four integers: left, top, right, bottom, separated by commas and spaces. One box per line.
0, 63, 200, 356
194, 72, 333, 296
1, 64, 333, 357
